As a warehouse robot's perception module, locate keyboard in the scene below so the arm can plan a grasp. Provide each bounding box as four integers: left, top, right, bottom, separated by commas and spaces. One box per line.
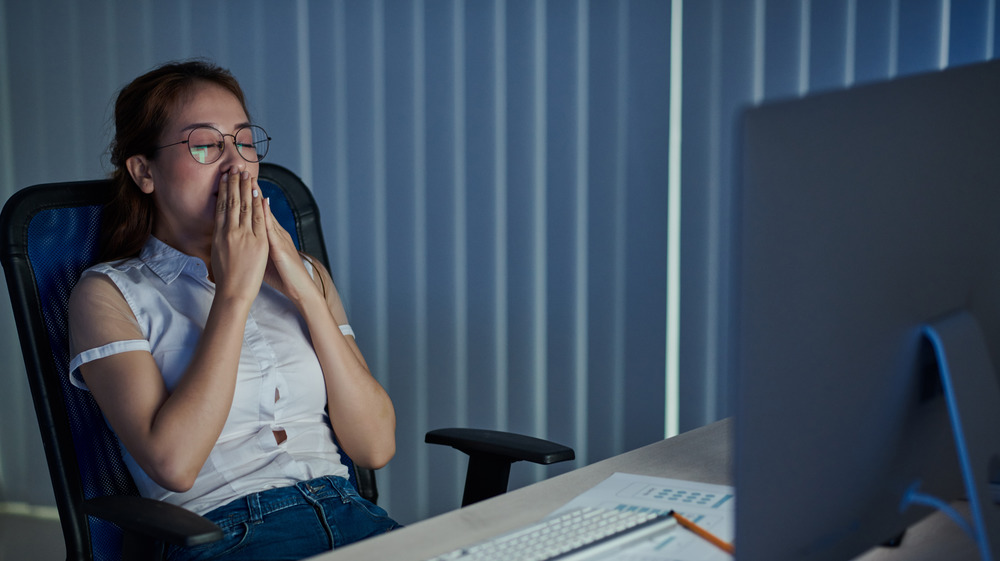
426, 507, 677, 561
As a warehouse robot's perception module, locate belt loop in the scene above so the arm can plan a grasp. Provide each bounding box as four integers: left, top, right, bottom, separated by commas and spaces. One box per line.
247, 490, 264, 523
321, 475, 336, 492
325, 475, 352, 502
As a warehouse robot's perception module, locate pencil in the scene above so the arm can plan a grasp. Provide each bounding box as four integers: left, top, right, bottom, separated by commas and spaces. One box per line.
669, 510, 735, 556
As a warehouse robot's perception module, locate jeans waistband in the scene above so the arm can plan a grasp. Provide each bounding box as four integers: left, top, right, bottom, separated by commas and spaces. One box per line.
207, 476, 354, 527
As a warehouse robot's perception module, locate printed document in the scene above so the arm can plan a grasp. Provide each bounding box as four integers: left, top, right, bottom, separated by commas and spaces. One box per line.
551, 473, 735, 560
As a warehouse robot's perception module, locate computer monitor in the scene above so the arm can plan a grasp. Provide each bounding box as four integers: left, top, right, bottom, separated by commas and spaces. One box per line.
732, 59, 1000, 560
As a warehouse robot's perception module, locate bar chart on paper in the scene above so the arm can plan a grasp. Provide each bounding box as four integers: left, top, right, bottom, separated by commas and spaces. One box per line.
552, 473, 735, 560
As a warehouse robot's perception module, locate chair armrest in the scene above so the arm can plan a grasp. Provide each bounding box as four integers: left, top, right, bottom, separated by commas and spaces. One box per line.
84, 495, 222, 547
426, 428, 575, 506
425, 428, 575, 465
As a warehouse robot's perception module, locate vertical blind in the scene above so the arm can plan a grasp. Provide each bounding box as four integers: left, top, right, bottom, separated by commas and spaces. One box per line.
0, 0, 996, 525
676, 0, 999, 432
0, 0, 672, 524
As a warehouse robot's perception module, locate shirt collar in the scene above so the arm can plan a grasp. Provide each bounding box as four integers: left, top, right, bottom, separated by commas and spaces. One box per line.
139, 237, 210, 284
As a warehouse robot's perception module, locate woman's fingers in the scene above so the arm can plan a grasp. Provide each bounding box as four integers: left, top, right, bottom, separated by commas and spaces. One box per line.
216, 168, 265, 233
217, 171, 233, 218
243, 171, 266, 234
228, 168, 244, 224
252, 186, 264, 232
216, 168, 245, 233
212, 168, 269, 294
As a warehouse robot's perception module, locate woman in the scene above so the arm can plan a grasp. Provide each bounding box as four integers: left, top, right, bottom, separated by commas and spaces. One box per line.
67, 60, 399, 561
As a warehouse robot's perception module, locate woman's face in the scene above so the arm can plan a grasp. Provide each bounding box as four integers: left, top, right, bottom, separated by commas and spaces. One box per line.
144, 81, 259, 250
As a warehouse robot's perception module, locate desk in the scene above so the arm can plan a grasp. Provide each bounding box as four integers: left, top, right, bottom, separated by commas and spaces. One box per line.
309, 419, 977, 560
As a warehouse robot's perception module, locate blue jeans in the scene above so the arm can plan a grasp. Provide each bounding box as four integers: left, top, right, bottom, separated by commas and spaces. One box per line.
165, 476, 401, 561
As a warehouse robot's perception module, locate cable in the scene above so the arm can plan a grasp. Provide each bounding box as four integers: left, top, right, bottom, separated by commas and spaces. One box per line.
900, 480, 976, 541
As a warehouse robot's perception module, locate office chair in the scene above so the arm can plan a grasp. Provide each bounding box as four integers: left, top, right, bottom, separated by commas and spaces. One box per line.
0, 163, 574, 561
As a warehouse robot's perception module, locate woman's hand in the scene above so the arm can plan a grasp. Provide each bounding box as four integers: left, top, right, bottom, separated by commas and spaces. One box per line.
211, 168, 269, 303
261, 195, 324, 306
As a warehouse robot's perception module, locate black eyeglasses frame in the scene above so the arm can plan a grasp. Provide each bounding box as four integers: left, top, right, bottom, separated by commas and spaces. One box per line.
154, 125, 271, 164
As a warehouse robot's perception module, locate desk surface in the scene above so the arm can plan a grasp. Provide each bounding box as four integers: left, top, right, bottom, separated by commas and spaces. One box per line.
310, 419, 977, 560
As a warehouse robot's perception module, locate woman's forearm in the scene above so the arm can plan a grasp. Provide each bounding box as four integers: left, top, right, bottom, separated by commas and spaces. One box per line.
144, 295, 254, 489
297, 290, 397, 469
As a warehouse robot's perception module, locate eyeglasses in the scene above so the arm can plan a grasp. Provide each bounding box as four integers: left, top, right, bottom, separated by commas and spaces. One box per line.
155, 125, 271, 164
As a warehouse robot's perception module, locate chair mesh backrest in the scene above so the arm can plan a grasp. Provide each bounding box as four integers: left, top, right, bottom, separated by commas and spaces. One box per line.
7, 166, 358, 560
28, 200, 137, 559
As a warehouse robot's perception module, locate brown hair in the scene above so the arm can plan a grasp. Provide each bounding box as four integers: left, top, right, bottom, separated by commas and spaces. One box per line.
99, 60, 251, 262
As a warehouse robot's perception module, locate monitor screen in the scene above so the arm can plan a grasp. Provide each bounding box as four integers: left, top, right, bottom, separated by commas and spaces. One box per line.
732, 60, 1000, 560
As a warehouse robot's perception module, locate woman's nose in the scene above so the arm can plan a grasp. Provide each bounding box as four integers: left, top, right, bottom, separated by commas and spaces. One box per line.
219, 145, 245, 173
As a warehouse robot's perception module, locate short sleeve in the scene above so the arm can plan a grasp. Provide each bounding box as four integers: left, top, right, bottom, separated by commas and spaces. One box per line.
67, 272, 149, 390
69, 340, 152, 390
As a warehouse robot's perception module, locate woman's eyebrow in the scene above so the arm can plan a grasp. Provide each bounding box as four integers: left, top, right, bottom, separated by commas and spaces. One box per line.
178, 121, 253, 132
178, 122, 214, 132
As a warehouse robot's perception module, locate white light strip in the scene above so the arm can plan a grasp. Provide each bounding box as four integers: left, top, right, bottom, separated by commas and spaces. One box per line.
845, 0, 857, 86
987, 0, 996, 59
666, 0, 683, 439
938, 0, 951, 69
494, 0, 510, 433
574, 0, 590, 462
533, 0, 549, 449
453, 0, 470, 429
798, 0, 811, 96
752, 0, 766, 103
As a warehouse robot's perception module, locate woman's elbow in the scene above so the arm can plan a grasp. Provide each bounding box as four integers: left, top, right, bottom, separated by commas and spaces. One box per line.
145, 456, 200, 493
149, 471, 197, 493
161, 476, 197, 494
355, 442, 396, 471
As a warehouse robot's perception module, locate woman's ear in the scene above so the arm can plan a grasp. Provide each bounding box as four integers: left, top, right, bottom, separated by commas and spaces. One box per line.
125, 155, 155, 194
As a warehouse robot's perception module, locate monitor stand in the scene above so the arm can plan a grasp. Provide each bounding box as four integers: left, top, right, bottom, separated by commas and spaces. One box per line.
924, 311, 1000, 561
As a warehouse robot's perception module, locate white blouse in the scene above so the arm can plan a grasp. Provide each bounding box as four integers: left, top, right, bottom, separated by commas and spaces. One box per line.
69, 237, 350, 515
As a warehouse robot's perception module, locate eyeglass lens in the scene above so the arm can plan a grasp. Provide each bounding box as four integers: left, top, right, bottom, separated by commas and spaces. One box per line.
188, 125, 270, 164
